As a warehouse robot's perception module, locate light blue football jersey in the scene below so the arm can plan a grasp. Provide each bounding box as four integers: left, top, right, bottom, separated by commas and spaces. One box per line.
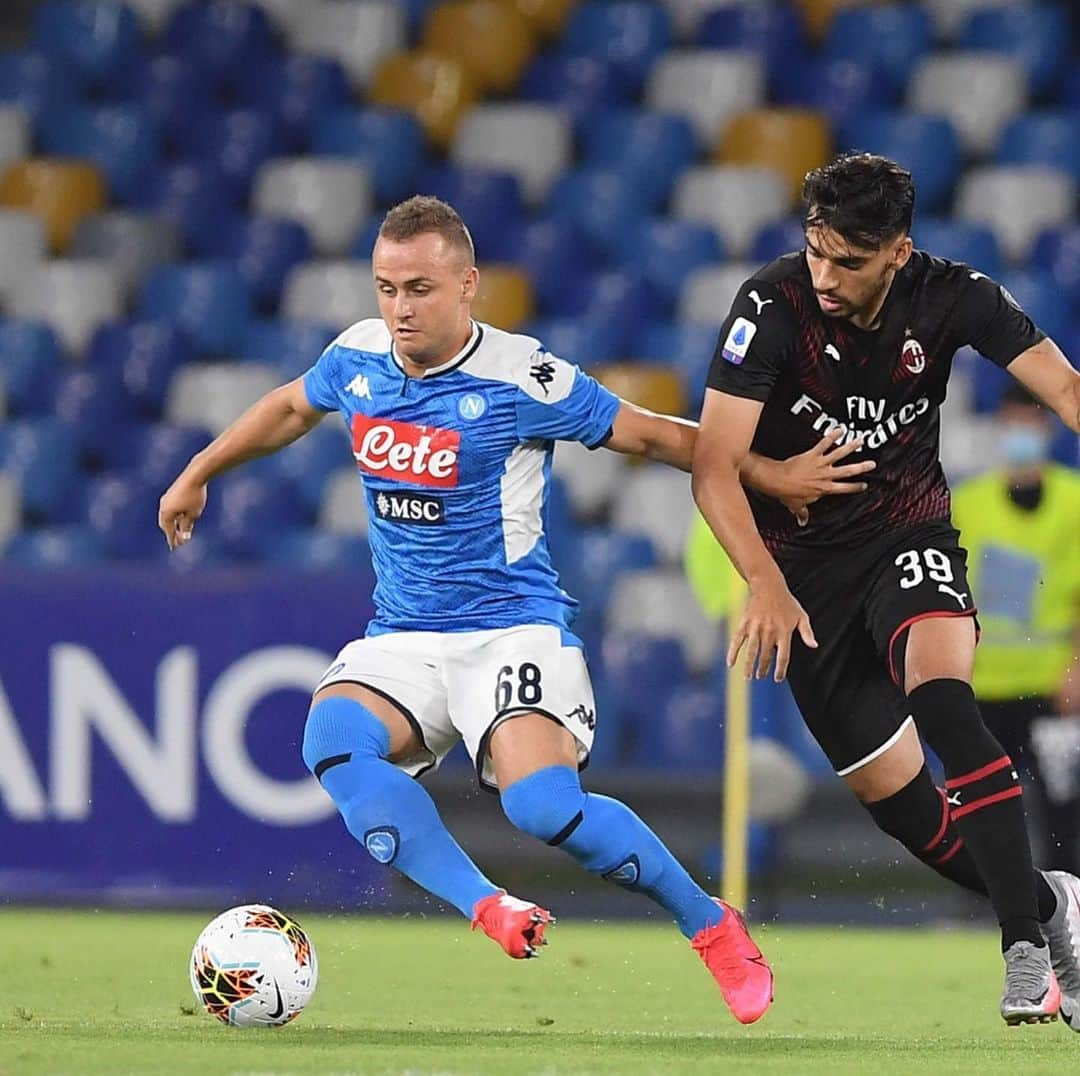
303, 319, 621, 636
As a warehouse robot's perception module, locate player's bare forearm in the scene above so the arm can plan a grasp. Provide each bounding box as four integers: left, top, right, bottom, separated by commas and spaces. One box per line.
604, 401, 697, 471
1007, 339, 1080, 433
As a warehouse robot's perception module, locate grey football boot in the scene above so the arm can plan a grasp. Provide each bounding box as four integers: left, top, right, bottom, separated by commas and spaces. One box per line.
1000, 939, 1060, 1025
1040, 870, 1080, 1030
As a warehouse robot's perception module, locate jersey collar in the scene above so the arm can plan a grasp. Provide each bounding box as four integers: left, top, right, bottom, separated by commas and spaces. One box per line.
390, 321, 483, 379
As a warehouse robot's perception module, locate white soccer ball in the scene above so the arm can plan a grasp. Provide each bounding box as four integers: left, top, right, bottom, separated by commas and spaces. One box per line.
189, 904, 318, 1027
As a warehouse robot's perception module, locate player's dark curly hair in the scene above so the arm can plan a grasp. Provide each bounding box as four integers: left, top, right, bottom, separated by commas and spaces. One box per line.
802, 153, 915, 249
379, 195, 476, 266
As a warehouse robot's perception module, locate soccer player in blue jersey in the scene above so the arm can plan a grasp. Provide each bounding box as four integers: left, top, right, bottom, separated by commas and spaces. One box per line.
159, 196, 872, 1023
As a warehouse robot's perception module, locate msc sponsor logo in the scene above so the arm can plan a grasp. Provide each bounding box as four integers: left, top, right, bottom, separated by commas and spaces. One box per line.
351, 414, 460, 488
373, 490, 445, 526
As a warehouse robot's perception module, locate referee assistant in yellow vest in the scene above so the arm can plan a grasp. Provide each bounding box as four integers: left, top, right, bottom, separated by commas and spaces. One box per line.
953, 383, 1080, 873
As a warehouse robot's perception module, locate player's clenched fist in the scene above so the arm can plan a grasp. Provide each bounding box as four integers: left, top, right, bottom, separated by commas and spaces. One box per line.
729, 575, 817, 683
158, 477, 207, 551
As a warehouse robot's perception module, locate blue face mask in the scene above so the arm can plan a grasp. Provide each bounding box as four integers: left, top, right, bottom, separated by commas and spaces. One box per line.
1001, 427, 1050, 467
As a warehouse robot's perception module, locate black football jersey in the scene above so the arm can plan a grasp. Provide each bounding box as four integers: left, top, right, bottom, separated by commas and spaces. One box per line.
705, 250, 1045, 555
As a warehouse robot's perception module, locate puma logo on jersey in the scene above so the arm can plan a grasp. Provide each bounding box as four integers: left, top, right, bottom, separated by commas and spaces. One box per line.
947, 791, 962, 807
748, 289, 773, 315
937, 583, 969, 609
345, 373, 372, 400
825, 344, 841, 362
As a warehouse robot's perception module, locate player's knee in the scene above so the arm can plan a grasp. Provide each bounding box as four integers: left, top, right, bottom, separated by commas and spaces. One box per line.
302, 696, 390, 778
500, 765, 586, 843
908, 678, 1000, 771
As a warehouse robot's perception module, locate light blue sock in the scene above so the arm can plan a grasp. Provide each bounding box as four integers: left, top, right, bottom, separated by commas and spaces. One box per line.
303, 696, 499, 918
501, 765, 724, 939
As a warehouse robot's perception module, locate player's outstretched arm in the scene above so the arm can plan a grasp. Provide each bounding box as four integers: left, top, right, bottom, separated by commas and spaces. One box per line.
692, 389, 816, 681
158, 378, 326, 550
1006, 339, 1080, 434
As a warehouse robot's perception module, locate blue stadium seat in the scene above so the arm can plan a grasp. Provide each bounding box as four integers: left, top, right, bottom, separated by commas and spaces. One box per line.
0, 320, 62, 414
118, 422, 213, 490
193, 215, 312, 310
417, 166, 525, 260
163, 1, 276, 83
521, 317, 622, 369
0, 417, 80, 521
1030, 227, 1080, 306
1066, 65, 1080, 112
749, 216, 805, 262
36, 103, 160, 202
600, 633, 687, 729
561, 2, 672, 94
545, 166, 653, 261
4, 525, 104, 566
350, 214, 381, 259
996, 113, 1080, 182
558, 270, 665, 351
610, 219, 723, 303
838, 112, 960, 214
959, 5, 1068, 96
33, 1, 140, 90
155, 529, 231, 572
697, 2, 807, 82
911, 218, 1005, 279
824, 4, 932, 98
312, 107, 426, 204
138, 262, 252, 356
85, 474, 161, 559
0, 48, 80, 117
260, 529, 372, 571
236, 54, 351, 150
636, 321, 718, 412
88, 320, 194, 417
965, 347, 1012, 413
129, 160, 235, 241
772, 56, 892, 126
240, 320, 337, 380
214, 471, 311, 559
998, 269, 1072, 345
276, 423, 352, 514
559, 528, 657, 612
636, 683, 724, 770
518, 53, 628, 129
51, 366, 136, 463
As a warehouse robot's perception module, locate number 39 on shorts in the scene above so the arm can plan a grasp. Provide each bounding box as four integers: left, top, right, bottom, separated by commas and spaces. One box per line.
894, 547, 954, 589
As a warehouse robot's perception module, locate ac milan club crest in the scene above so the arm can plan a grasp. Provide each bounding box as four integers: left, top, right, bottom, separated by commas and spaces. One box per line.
901, 336, 926, 375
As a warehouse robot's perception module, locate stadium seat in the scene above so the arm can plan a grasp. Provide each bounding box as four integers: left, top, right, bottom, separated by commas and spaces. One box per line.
369, 50, 479, 150
424, 0, 536, 94
599, 632, 688, 728
124, 0, 186, 35
85, 473, 162, 560
452, 104, 571, 206
646, 49, 765, 147
213, 471, 311, 560
0, 49, 80, 118
996, 113, 1080, 183
311, 107, 425, 205
290, 0, 405, 90
174, 108, 283, 204
0, 320, 62, 415
419, 166, 526, 259
958, 4, 1068, 97
750, 217, 806, 263
471, 266, 535, 331
824, 4, 932, 97
139, 262, 252, 357
0, 472, 21, 553
253, 158, 372, 257
318, 467, 369, 536
245, 0, 305, 36
127, 159, 233, 244
562, 2, 672, 93
0, 209, 45, 305
281, 260, 381, 327
260, 529, 372, 572
643, 683, 725, 770
772, 56, 892, 128
348, 213, 378, 258
0, 417, 80, 520
550, 443, 628, 521
0, 159, 105, 252
165, 362, 280, 437
117, 422, 212, 490
609, 463, 695, 564
518, 53, 628, 128
70, 210, 181, 300
593, 363, 686, 417
837, 112, 960, 215
955, 166, 1075, 263
1030, 227, 1080, 307
276, 421, 352, 513
545, 167, 653, 259
911, 218, 1004, 279
0, 106, 28, 170
88, 320, 194, 417
792, 0, 870, 41
636, 320, 718, 414
924, 0, 1013, 40
522, 317, 622, 369
241, 320, 337, 381
163, 1, 276, 83
672, 166, 788, 257
51, 366, 135, 462
717, 108, 831, 204
571, 272, 665, 350
3, 525, 104, 566
558, 525, 656, 605
610, 218, 723, 303
697, 2, 807, 82
9, 259, 121, 355
907, 53, 1026, 155
679, 263, 757, 326
33, 1, 140, 89
580, 109, 696, 211
508, 0, 575, 38
996, 269, 1071, 345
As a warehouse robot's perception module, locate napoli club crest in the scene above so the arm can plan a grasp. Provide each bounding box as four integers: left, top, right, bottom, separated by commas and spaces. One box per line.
901, 336, 926, 375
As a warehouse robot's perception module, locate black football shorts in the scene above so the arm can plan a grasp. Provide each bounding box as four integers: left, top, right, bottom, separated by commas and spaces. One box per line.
779, 521, 978, 775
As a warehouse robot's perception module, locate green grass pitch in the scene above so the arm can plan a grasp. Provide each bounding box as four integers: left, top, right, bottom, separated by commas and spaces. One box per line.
2, 908, 1076, 1075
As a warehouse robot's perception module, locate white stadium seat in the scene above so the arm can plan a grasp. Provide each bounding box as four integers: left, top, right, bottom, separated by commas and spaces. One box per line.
165, 362, 280, 437
908, 53, 1026, 155
282, 260, 381, 327
451, 104, 572, 206
672, 165, 787, 257
0, 209, 45, 307
254, 158, 372, 256
124, 0, 185, 34
70, 211, 180, 300
609, 462, 696, 564
659, 0, 722, 41
924, 0, 1014, 40
0, 473, 21, 554
9, 260, 122, 355
288, 0, 405, 89
319, 467, 370, 536
955, 166, 1075, 262
246, 0, 307, 35
551, 438, 627, 520
646, 50, 764, 146
679, 262, 757, 326
606, 569, 721, 672
0, 105, 29, 170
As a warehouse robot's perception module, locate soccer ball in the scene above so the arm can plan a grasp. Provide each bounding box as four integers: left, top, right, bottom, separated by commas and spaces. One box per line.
189, 904, 318, 1027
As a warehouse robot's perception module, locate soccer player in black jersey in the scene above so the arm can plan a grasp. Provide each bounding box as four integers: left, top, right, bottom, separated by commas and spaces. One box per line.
692, 153, 1080, 1026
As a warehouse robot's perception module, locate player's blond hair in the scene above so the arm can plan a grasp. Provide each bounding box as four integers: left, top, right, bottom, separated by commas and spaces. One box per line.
378, 195, 476, 267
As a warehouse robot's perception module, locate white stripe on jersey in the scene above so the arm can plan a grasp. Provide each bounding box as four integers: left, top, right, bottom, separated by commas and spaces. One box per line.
500, 440, 546, 564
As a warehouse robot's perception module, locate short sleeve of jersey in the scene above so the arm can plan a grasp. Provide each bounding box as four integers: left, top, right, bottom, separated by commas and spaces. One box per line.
705, 278, 799, 402
514, 351, 621, 448
302, 344, 342, 412
952, 270, 1046, 369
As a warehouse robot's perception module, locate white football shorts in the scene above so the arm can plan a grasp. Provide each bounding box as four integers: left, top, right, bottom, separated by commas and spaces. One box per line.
313, 624, 597, 790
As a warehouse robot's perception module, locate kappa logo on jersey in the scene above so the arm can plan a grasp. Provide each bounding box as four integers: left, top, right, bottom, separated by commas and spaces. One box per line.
345, 373, 372, 400
748, 289, 774, 315
568, 703, 596, 731
351, 414, 460, 488
529, 356, 556, 395
722, 317, 757, 365
458, 393, 486, 420
374, 490, 445, 526
824, 343, 841, 363
901, 336, 926, 375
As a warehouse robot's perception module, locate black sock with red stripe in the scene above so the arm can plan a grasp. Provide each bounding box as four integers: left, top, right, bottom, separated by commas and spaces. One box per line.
909, 679, 1043, 951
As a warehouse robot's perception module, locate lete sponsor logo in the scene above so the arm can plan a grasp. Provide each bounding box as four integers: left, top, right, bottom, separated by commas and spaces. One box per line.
351, 415, 460, 488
